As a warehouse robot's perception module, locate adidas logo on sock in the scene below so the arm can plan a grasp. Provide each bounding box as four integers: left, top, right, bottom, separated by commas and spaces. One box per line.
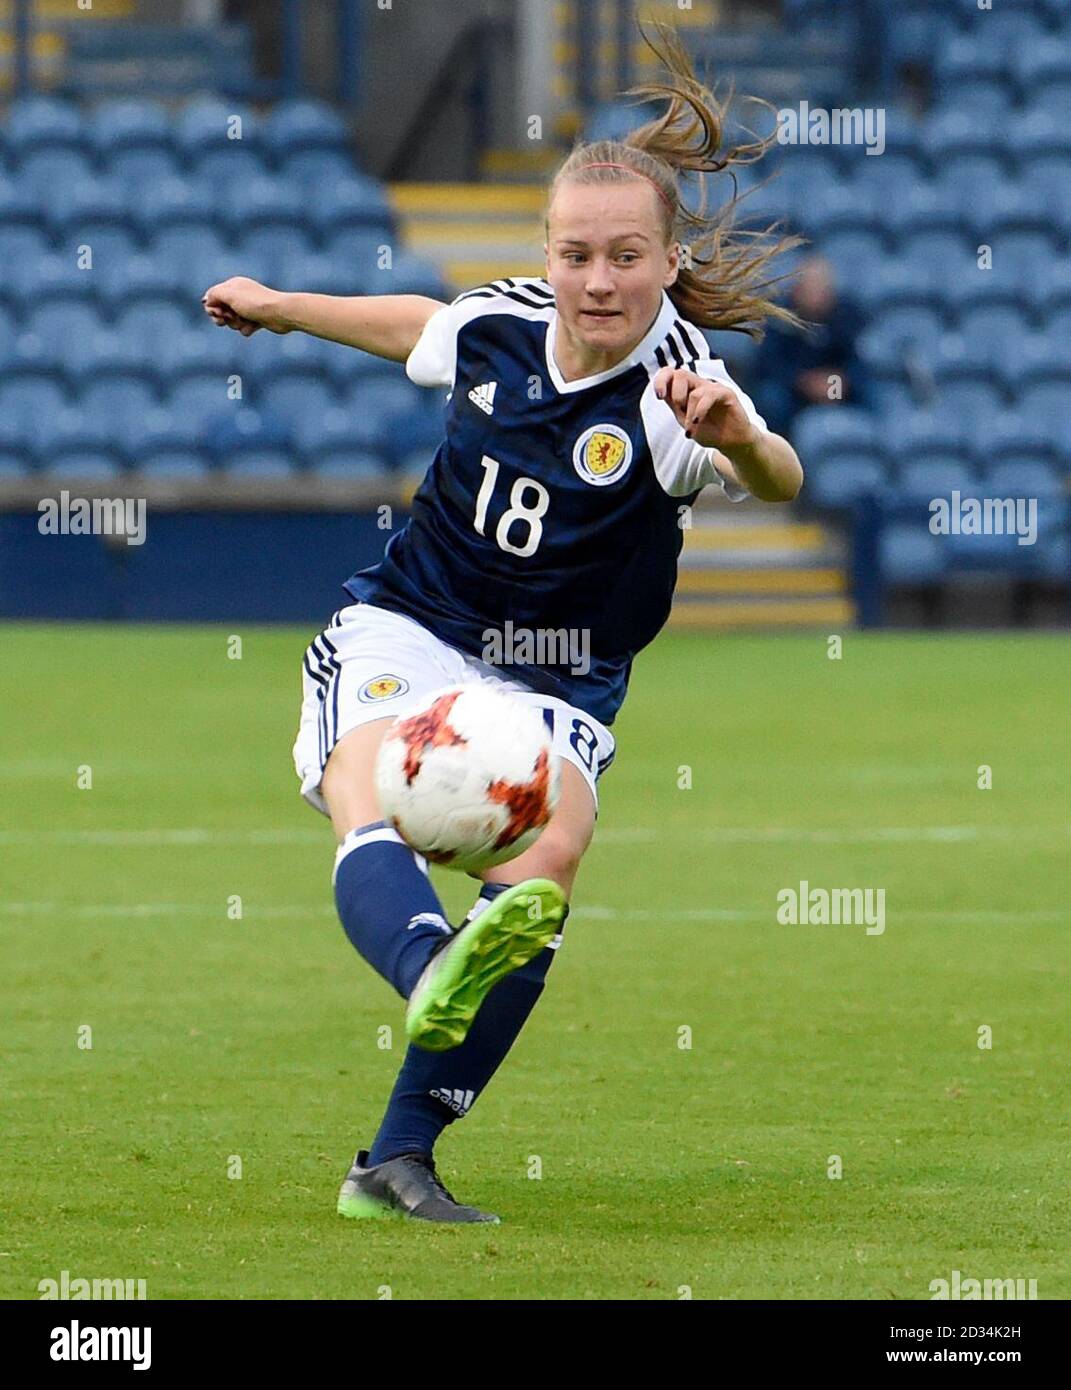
407, 912, 452, 934
430, 1087, 474, 1115
467, 381, 497, 415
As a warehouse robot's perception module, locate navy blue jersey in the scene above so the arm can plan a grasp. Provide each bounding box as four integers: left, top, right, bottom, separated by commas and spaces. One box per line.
343, 276, 763, 726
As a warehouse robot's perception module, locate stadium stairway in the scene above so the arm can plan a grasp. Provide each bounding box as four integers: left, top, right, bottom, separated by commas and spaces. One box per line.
389, 183, 546, 294
670, 504, 856, 630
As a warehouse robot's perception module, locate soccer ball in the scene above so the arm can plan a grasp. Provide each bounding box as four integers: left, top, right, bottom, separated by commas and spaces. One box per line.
374, 685, 561, 873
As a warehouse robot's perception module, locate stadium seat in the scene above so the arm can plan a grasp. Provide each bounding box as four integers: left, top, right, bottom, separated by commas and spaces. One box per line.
818, 229, 888, 282
932, 78, 1014, 118
263, 98, 349, 156
1016, 35, 1071, 88
5, 98, 92, 195
890, 411, 971, 465
308, 451, 392, 480
371, 250, 447, 300
256, 370, 341, 421
983, 460, 1064, 500
200, 403, 291, 460
793, 405, 881, 463
1007, 111, 1071, 164
859, 309, 946, 369
0, 370, 69, 433
308, 176, 397, 241
218, 453, 295, 478
898, 460, 978, 507
176, 99, 266, 183
323, 226, 392, 273
935, 36, 1011, 85
90, 99, 179, 188
46, 179, 141, 265
274, 253, 364, 297
807, 455, 888, 509
879, 524, 947, 585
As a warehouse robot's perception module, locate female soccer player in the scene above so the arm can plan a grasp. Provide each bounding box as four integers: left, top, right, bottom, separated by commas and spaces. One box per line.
203, 26, 802, 1224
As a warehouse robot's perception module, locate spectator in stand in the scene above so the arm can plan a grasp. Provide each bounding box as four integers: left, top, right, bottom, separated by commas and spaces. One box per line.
752, 255, 870, 437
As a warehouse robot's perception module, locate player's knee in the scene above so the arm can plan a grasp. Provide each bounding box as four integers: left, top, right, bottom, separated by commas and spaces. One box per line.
525, 825, 586, 895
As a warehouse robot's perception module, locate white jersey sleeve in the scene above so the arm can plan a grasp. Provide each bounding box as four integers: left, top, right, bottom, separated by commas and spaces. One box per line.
405, 301, 463, 390
640, 356, 766, 501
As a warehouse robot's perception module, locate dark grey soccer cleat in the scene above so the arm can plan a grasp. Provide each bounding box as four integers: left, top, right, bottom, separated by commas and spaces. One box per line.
337, 1149, 500, 1224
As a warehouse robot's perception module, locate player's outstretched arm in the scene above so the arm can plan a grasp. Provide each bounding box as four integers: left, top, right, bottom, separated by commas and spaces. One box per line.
201, 275, 447, 362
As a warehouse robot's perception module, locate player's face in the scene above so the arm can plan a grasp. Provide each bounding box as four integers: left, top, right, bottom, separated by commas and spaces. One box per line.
545, 182, 679, 365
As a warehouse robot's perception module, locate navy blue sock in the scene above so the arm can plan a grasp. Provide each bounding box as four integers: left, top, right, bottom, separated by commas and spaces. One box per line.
333, 820, 453, 999
366, 883, 567, 1165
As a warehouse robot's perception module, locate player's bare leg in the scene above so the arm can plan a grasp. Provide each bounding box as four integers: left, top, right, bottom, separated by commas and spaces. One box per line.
476, 761, 595, 899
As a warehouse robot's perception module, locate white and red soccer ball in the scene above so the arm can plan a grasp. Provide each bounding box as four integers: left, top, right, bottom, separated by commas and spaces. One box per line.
374, 685, 561, 872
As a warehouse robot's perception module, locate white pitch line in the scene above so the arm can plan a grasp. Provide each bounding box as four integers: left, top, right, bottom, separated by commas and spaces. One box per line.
0, 826, 1066, 848
0, 903, 1062, 926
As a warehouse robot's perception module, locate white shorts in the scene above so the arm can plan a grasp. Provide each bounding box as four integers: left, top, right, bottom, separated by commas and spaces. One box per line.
292, 601, 616, 818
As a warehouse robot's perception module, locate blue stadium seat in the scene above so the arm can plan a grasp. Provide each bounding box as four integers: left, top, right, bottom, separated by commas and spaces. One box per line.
818, 229, 888, 282
879, 524, 947, 585
119, 408, 210, 478
1016, 35, 1071, 87
932, 78, 1014, 118
894, 229, 976, 290
308, 450, 392, 480
256, 370, 340, 421
263, 99, 348, 155
46, 179, 141, 264
166, 372, 238, 420
890, 411, 970, 465
807, 455, 888, 509
935, 35, 1012, 85
957, 302, 1035, 364
274, 253, 363, 297
933, 379, 1007, 417
138, 450, 212, 479
90, 99, 179, 189
277, 147, 356, 188
323, 226, 391, 273
136, 177, 222, 239
309, 175, 397, 240
0, 181, 51, 264
844, 153, 920, 209
859, 309, 946, 370
898, 460, 978, 507
26, 296, 102, 346
372, 251, 447, 300
0, 368, 69, 432
176, 99, 266, 184
200, 403, 290, 461
12, 146, 96, 197
982, 460, 1063, 500
793, 405, 881, 463
34, 405, 125, 478
218, 452, 295, 478
1007, 110, 1071, 164
1017, 376, 1071, 438
4, 95, 86, 145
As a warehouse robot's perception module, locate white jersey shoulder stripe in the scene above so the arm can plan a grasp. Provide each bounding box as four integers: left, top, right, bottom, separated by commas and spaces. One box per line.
640, 311, 765, 500
406, 277, 555, 390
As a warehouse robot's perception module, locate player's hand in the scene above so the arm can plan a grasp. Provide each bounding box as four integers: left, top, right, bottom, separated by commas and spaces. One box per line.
653, 365, 758, 450
202, 276, 292, 336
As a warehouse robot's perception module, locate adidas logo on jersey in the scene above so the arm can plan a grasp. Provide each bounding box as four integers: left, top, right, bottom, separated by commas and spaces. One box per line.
429, 1087, 475, 1115
468, 381, 497, 415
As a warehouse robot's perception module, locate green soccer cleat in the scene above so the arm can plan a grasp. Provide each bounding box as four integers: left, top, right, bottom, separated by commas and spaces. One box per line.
405, 877, 566, 1052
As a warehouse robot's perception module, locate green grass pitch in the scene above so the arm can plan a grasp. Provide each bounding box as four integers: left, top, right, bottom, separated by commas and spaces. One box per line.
1, 623, 1067, 1300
